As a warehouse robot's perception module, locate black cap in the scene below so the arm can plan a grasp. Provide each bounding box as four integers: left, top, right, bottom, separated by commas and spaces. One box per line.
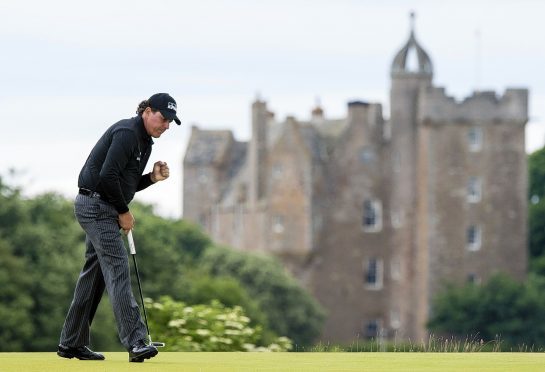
148, 93, 181, 125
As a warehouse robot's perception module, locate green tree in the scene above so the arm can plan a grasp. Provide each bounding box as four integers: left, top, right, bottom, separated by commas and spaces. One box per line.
0, 177, 322, 351
125, 202, 210, 299
10, 193, 86, 350
528, 147, 545, 199
0, 238, 34, 351
428, 273, 545, 347
528, 147, 545, 259
200, 245, 326, 347
176, 271, 268, 330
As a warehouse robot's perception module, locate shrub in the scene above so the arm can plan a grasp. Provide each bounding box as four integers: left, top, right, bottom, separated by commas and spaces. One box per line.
146, 296, 292, 352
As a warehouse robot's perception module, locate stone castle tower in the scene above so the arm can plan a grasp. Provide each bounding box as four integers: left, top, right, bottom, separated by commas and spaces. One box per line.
183, 16, 528, 343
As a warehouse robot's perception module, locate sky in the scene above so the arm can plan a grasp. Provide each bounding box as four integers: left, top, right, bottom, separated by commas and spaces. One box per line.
1, 0, 544, 218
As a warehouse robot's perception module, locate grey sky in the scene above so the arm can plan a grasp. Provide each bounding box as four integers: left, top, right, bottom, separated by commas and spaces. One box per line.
1, 0, 543, 218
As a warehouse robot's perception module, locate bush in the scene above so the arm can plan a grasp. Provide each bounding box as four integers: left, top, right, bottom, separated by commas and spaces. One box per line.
146, 296, 292, 351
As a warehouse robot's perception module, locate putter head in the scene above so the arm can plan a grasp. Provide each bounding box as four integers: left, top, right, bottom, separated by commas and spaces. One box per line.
151, 341, 165, 348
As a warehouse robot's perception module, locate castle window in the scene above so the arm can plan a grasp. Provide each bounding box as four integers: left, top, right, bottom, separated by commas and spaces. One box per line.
359, 147, 375, 164
364, 319, 381, 339
363, 199, 382, 232
271, 163, 284, 180
272, 215, 285, 234
468, 127, 483, 152
467, 177, 481, 203
467, 273, 481, 284
364, 258, 383, 290
467, 225, 481, 251
390, 258, 401, 281
197, 168, 209, 184
390, 309, 401, 329
391, 210, 404, 228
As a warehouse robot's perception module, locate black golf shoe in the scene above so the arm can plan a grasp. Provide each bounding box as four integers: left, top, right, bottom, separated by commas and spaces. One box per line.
129, 341, 158, 363
57, 344, 105, 360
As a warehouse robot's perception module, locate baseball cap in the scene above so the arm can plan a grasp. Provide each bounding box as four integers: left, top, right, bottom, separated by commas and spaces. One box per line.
148, 93, 181, 125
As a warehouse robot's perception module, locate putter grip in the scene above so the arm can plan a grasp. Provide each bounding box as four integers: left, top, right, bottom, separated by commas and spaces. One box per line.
128, 230, 136, 255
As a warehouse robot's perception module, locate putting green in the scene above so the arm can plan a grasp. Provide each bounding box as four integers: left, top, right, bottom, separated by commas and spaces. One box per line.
1, 352, 544, 371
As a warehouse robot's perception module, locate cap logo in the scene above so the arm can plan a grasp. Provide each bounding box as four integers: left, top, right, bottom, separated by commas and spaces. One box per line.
167, 102, 177, 112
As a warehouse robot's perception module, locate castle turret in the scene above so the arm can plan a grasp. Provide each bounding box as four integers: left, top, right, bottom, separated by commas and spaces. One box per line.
389, 12, 433, 341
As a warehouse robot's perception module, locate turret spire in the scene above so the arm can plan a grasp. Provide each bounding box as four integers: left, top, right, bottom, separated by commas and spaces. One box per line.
390, 12, 433, 77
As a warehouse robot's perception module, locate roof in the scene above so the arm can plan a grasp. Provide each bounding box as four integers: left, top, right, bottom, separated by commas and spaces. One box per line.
184, 129, 234, 165
391, 13, 433, 76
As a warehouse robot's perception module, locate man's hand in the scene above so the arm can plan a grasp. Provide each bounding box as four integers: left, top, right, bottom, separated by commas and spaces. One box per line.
119, 211, 135, 234
151, 161, 169, 183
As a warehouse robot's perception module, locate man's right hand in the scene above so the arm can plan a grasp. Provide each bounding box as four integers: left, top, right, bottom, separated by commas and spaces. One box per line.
119, 211, 135, 233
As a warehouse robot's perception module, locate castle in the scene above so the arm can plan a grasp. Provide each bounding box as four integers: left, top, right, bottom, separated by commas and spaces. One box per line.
182, 18, 528, 342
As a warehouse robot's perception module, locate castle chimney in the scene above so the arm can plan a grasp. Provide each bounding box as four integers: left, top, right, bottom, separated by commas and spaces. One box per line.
311, 97, 325, 123
249, 99, 268, 204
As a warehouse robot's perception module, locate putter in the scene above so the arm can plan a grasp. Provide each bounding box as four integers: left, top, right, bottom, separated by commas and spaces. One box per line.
127, 230, 166, 348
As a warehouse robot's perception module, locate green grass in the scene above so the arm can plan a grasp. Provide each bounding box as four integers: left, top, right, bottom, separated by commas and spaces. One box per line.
1, 352, 545, 371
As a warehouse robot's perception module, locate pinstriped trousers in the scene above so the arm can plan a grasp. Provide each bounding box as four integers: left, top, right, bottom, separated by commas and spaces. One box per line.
59, 194, 147, 350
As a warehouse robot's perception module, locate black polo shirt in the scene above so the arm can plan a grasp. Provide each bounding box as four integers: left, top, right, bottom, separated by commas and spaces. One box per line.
78, 116, 154, 214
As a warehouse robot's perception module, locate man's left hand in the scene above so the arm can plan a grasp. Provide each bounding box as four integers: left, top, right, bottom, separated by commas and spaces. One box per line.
151, 161, 169, 182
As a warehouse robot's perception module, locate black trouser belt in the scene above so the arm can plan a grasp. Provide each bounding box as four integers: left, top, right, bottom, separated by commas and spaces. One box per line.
79, 188, 102, 199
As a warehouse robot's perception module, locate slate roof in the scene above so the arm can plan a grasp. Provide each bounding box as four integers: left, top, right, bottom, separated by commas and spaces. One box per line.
184, 129, 234, 165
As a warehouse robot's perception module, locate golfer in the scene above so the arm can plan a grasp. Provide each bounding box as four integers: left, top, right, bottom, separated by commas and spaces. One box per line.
57, 93, 180, 362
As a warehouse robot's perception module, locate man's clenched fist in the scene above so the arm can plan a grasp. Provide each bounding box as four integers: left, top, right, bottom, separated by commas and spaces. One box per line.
151, 161, 169, 182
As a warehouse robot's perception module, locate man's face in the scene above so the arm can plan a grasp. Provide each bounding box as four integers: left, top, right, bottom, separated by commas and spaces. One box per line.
143, 108, 171, 138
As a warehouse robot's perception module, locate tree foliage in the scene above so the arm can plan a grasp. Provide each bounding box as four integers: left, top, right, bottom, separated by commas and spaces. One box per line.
428, 273, 545, 347
0, 179, 86, 350
0, 176, 324, 351
528, 147, 545, 199
200, 245, 326, 347
528, 147, 545, 259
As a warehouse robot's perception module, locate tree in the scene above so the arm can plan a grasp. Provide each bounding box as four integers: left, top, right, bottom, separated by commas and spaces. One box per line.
528, 147, 545, 199
528, 147, 545, 259
0, 238, 34, 351
124, 202, 210, 300
428, 273, 545, 347
200, 245, 326, 347
9, 193, 87, 350
0, 178, 324, 350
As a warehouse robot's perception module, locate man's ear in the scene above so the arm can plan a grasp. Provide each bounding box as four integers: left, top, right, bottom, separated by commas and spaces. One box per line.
142, 107, 151, 119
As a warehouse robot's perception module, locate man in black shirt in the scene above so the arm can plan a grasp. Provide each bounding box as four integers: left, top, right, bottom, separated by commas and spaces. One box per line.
57, 93, 180, 362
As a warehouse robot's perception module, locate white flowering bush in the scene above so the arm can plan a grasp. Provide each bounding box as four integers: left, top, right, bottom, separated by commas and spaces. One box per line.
145, 296, 292, 351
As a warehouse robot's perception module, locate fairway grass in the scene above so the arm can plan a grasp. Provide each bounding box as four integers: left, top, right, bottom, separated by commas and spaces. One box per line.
1, 352, 545, 371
